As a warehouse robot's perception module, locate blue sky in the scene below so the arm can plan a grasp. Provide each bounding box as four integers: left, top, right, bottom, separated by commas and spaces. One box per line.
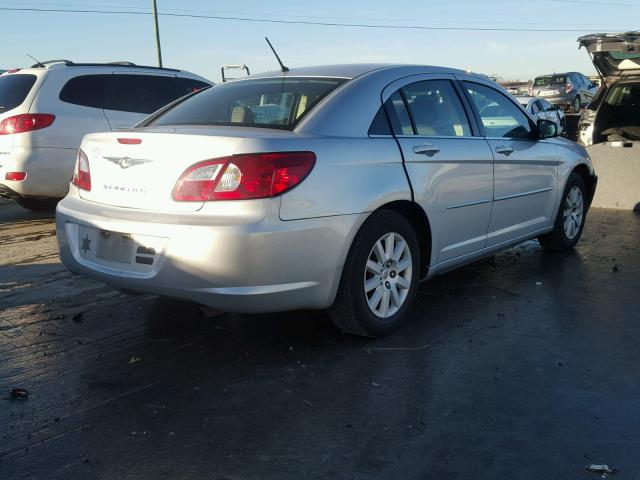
1, 0, 639, 82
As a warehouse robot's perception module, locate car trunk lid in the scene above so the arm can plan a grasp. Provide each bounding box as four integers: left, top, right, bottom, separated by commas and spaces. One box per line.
78, 127, 250, 212
578, 31, 640, 85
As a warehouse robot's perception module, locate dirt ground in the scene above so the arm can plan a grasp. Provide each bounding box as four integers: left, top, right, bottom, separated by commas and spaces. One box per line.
1, 198, 639, 479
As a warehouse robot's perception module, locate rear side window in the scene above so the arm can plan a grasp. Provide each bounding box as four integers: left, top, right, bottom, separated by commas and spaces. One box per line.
368, 106, 391, 135
0, 74, 37, 114
178, 77, 210, 96
385, 91, 414, 135
59, 74, 110, 109
150, 77, 346, 130
106, 74, 179, 114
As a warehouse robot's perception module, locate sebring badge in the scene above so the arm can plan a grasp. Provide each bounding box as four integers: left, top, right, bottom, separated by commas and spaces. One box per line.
104, 156, 153, 169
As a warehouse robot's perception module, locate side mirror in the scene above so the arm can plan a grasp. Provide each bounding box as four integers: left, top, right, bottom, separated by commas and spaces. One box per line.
538, 119, 558, 139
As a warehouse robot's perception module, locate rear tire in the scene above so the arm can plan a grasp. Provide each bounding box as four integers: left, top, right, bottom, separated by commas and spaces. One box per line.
538, 173, 587, 251
14, 197, 59, 212
328, 210, 420, 337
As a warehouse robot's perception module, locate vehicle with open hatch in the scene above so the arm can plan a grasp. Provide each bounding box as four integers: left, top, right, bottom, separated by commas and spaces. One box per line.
577, 31, 640, 146
56, 64, 597, 337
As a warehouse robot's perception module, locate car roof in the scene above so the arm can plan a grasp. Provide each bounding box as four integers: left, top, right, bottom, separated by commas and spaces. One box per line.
26, 59, 183, 73
249, 63, 479, 80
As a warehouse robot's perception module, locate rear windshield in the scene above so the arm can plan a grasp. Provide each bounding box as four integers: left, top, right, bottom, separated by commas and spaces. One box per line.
534, 75, 566, 86
149, 77, 347, 130
0, 74, 37, 114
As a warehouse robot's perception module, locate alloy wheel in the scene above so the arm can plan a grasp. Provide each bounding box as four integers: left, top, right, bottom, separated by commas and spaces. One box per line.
563, 186, 584, 240
363, 232, 413, 318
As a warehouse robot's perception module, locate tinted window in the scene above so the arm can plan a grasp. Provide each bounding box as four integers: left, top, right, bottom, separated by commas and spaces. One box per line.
385, 91, 414, 135
59, 74, 110, 108
368, 106, 391, 135
106, 75, 179, 114
0, 74, 37, 114
465, 82, 534, 139
604, 83, 640, 106
150, 77, 346, 130
401, 80, 471, 137
539, 99, 554, 112
178, 77, 211, 96
530, 101, 541, 114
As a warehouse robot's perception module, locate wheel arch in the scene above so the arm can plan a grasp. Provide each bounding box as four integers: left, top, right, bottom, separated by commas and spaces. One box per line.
370, 200, 432, 278
572, 163, 597, 207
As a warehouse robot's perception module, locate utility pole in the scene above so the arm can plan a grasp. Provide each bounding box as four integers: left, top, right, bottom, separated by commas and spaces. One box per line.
152, 0, 163, 68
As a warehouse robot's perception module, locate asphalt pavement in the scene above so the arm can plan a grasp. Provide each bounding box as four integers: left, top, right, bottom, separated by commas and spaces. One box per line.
1, 198, 639, 479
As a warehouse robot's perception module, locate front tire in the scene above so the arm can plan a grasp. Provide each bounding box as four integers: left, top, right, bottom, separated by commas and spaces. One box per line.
572, 96, 581, 113
329, 210, 420, 337
14, 197, 59, 212
538, 173, 587, 251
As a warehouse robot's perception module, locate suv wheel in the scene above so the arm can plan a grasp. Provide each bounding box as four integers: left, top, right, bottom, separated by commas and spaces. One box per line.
329, 210, 420, 337
15, 197, 59, 212
538, 173, 587, 251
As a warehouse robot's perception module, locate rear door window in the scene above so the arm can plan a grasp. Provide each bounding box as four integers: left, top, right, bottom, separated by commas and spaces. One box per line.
0, 74, 37, 114
106, 74, 180, 114
59, 74, 110, 109
400, 80, 471, 137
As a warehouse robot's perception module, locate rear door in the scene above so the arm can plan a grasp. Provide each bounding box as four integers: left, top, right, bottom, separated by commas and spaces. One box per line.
382, 74, 494, 263
103, 73, 180, 130
460, 79, 560, 246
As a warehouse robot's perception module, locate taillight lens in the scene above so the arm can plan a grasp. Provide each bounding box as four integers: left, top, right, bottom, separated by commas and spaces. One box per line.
0, 114, 55, 135
71, 149, 91, 191
5, 172, 27, 181
173, 151, 316, 202
565, 83, 573, 94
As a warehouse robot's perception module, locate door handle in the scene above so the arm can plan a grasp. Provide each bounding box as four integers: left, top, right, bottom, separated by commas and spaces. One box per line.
495, 145, 514, 156
413, 144, 440, 157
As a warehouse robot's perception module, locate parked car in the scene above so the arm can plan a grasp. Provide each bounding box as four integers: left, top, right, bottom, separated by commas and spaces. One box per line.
515, 95, 566, 135
0, 60, 211, 211
56, 64, 597, 337
530, 71, 599, 113
577, 31, 640, 146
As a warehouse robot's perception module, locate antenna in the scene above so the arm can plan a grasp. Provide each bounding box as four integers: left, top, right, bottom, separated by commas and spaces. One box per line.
265, 37, 289, 73
27, 54, 44, 67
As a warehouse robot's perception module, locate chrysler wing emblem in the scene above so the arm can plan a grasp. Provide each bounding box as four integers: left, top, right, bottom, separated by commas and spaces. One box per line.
104, 156, 153, 169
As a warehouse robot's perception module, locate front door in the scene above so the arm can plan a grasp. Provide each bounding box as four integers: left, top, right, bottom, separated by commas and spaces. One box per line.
461, 79, 560, 246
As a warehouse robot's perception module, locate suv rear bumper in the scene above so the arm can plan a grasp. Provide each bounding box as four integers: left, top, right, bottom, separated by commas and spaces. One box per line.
0, 147, 75, 198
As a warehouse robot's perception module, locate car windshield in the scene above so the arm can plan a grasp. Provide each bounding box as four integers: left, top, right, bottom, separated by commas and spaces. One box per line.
0, 74, 37, 114
149, 77, 347, 130
534, 75, 567, 86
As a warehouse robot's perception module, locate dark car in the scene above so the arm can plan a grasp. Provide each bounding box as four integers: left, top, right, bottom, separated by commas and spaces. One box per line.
531, 72, 599, 113
577, 31, 640, 145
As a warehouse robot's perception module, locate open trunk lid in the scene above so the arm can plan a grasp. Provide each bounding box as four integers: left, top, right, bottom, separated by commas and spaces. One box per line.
578, 31, 640, 84
78, 127, 250, 212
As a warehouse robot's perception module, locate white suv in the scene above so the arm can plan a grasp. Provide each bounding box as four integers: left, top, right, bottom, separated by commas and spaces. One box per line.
0, 60, 211, 211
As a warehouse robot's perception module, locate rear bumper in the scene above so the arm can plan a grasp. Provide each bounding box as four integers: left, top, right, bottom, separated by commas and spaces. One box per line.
56, 192, 365, 313
0, 147, 75, 198
541, 94, 574, 108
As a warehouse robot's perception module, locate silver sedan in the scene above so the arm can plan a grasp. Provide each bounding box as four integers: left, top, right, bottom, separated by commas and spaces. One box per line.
56, 64, 597, 337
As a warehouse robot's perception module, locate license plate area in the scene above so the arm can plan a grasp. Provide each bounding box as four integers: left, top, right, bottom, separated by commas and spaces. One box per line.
96, 230, 133, 263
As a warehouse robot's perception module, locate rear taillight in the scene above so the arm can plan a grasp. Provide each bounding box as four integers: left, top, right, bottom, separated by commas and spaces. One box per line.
71, 149, 91, 191
565, 83, 573, 94
5, 172, 27, 181
173, 151, 316, 202
0, 114, 55, 135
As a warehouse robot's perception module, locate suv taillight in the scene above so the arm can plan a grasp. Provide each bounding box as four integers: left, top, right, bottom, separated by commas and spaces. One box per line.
0, 114, 55, 135
173, 152, 316, 202
565, 83, 573, 94
71, 149, 91, 191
